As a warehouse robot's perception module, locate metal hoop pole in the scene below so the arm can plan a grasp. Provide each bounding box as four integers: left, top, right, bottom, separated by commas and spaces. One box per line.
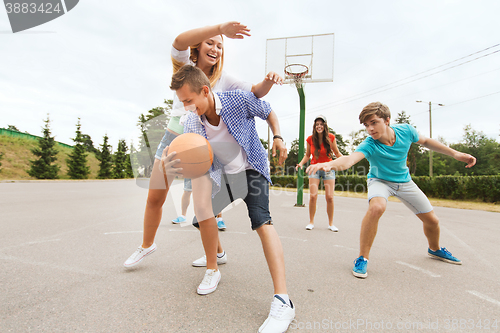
295, 82, 306, 207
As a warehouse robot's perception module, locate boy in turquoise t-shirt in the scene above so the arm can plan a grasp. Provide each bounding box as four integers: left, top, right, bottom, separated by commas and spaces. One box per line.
306, 102, 476, 279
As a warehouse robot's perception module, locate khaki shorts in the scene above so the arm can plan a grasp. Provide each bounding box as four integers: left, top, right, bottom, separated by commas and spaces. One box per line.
367, 178, 433, 215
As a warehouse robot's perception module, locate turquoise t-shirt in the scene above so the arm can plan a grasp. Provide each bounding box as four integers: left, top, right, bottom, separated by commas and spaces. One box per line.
355, 123, 420, 183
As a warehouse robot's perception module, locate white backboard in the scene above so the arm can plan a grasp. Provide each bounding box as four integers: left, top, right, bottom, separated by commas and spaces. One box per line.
265, 33, 335, 84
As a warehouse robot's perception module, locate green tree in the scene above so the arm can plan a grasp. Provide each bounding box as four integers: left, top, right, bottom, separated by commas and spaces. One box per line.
329, 127, 348, 155
27, 115, 60, 179
97, 134, 114, 179
113, 139, 129, 179
7, 125, 20, 131
66, 118, 90, 179
347, 129, 370, 176
136, 100, 173, 176
81, 134, 98, 155
284, 138, 300, 175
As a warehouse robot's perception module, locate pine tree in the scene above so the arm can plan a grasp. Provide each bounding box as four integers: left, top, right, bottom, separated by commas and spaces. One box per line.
66, 118, 90, 179
113, 139, 129, 179
27, 115, 60, 179
97, 134, 114, 179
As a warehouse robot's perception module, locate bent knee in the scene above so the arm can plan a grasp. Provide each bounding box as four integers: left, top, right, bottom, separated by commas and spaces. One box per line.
147, 190, 167, 208
368, 199, 387, 217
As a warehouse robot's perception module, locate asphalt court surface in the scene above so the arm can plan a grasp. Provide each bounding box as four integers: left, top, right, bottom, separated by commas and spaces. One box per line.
1, 179, 499, 332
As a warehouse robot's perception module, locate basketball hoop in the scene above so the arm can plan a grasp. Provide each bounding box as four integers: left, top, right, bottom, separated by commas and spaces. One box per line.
284, 64, 309, 87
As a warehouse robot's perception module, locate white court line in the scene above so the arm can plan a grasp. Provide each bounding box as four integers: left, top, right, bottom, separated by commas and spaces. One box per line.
104, 231, 143, 235
395, 261, 441, 277
467, 290, 500, 306
279, 236, 307, 242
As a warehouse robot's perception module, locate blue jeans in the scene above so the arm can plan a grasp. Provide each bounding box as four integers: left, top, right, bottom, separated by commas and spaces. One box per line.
192, 170, 272, 230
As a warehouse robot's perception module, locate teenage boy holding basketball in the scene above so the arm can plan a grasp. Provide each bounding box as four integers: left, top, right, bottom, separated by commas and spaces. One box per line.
306, 102, 476, 279
162, 65, 294, 332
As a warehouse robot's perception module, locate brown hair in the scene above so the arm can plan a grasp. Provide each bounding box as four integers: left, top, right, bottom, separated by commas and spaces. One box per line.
312, 119, 333, 160
171, 37, 225, 88
170, 65, 211, 93
359, 102, 391, 124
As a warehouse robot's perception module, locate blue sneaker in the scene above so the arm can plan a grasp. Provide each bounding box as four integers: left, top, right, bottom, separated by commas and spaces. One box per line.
428, 247, 462, 265
352, 256, 368, 278
171, 216, 186, 224
217, 219, 226, 231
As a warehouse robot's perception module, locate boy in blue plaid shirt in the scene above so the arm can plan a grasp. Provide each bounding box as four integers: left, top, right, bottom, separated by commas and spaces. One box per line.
162, 65, 294, 332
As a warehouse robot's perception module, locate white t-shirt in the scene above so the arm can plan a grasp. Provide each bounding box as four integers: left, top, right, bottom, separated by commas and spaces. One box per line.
168, 46, 252, 132
202, 93, 252, 174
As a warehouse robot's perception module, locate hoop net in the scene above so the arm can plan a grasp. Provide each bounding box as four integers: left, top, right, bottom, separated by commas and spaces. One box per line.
284, 64, 309, 87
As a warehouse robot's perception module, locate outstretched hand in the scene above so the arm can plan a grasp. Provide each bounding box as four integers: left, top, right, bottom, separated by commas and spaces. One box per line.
265, 72, 284, 85
306, 163, 331, 175
159, 146, 183, 176
219, 21, 251, 39
456, 152, 476, 168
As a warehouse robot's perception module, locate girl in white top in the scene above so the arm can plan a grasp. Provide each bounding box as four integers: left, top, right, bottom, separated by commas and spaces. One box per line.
124, 22, 283, 268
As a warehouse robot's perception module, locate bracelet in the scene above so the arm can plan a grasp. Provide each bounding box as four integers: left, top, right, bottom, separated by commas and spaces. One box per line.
273, 135, 283, 141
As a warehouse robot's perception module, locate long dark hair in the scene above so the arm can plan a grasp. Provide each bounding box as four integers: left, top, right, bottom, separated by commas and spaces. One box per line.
312, 119, 333, 160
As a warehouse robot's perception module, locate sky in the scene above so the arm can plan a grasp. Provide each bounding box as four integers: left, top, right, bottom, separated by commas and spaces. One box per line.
1, 0, 500, 152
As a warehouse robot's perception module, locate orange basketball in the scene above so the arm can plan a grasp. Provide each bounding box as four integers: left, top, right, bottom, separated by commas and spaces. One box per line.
167, 133, 213, 179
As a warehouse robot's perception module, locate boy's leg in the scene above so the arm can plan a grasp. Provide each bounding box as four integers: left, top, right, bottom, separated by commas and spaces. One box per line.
359, 197, 387, 259
416, 210, 440, 251
192, 175, 219, 271
256, 224, 287, 294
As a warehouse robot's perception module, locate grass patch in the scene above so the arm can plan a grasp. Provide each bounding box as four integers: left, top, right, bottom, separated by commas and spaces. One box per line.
0, 136, 101, 180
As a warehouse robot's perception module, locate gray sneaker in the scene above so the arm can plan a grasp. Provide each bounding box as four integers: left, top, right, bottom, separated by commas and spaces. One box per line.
192, 252, 228, 267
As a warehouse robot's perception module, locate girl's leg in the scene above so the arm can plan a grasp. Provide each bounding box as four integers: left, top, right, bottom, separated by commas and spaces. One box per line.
181, 190, 191, 216
324, 179, 335, 226
142, 159, 173, 248
308, 178, 320, 224
359, 197, 387, 259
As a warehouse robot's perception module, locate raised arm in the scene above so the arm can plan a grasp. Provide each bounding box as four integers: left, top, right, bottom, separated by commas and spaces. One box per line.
173, 22, 251, 51
266, 110, 288, 165
251, 72, 284, 98
416, 135, 476, 168
306, 152, 365, 175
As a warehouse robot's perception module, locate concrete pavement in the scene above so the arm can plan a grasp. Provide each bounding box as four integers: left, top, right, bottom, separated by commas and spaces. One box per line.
1, 179, 499, 332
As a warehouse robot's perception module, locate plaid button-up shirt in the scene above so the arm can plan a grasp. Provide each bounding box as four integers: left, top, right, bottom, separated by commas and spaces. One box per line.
184, 90, 272, 196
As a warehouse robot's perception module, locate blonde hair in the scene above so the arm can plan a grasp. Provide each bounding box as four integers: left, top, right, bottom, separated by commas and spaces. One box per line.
359, 102, 391, 124
171, 37, 225, 88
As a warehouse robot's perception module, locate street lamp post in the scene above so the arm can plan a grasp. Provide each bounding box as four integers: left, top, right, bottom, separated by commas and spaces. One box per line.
416, 100, 444, 177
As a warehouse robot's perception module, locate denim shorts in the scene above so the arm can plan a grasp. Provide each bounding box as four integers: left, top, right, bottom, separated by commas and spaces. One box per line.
154, 130, 179, 160
309, 169, 336, 180
183, 178, 192, 192
367, 178, 433, 215
192, 170, 272, 230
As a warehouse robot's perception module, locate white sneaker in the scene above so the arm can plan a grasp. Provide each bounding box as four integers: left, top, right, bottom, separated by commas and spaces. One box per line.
258, 295, 295, 333
123, 243, 157, 268
305, 224, 314, 230
197, 269, 221, 295
192, 252, 228, 267
328, 225, 339, 232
